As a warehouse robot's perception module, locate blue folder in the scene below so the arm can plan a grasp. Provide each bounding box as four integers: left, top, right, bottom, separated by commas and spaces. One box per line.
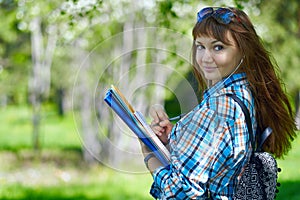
104, 88, 170, 167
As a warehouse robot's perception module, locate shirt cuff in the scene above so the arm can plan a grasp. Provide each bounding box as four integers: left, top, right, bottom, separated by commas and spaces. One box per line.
150, 165, 170, 198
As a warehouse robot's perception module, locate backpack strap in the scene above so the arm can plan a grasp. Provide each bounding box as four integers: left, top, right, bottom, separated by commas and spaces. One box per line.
257, 127, 272, 152
226, 94, 273, 152
226, 94, 255, 152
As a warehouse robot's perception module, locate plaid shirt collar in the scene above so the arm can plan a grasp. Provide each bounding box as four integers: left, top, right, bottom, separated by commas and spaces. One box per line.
203, 73, 248, 99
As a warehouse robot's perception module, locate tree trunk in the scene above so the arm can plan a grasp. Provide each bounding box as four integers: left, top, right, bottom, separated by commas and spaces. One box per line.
152, 30, 169, 107
80, 86, 101, 163
131, 24, 148, 113
108, 21, 135, 167
29, 17, 43, 150
73, 39, 102, 164
296, 90, 300, 130
56, 88, 65, 116
29, 17, 57, 150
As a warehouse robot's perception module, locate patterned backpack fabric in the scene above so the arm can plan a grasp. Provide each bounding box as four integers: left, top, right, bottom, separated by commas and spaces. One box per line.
234, 151, 279, 200
226, 94, 280, 200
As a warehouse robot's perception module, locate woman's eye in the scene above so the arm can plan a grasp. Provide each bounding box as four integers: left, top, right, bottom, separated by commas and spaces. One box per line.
196, 45, 204, 50
214, 45, 224, 51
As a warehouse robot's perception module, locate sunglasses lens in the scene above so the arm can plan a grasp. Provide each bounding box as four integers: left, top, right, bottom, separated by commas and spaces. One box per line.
214, 8, 234, 24
197, 7, 235, 24
197, 7, 213, 22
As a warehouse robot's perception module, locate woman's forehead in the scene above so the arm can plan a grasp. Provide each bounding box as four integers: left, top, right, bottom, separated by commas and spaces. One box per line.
195, 31, 236, 45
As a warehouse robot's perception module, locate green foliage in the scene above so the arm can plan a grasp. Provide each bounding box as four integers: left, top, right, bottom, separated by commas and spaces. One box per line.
0, 0, 298, 104
0, 0, 31, 105
157, 0, 178, 27
251, 0, 300, 92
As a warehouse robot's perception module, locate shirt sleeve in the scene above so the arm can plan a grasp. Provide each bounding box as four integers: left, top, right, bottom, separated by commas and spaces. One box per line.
150, 95, 251, 199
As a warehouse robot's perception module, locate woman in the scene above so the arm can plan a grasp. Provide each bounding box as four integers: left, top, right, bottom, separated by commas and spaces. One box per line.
140, 7, 297, 199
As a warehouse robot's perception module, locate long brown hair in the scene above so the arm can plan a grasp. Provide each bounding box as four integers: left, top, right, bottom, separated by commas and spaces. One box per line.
192, 7, 297, 158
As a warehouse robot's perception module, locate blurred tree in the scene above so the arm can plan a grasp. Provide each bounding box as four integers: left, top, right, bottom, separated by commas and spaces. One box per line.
12, 0, 103, 153
251, 0, 300, 127
254, 0, 300, 92
1, 0, 299, 164
15, 0, 62, 150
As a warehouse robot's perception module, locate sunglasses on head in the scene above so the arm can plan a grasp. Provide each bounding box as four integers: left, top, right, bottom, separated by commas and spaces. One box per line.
197, 7, 239, 24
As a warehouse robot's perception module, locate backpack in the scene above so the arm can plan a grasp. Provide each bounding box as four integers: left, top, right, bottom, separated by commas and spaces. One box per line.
226, 94, 280, 200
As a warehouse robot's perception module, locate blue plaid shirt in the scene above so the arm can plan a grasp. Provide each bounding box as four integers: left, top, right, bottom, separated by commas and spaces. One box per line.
150, 73, 256, 199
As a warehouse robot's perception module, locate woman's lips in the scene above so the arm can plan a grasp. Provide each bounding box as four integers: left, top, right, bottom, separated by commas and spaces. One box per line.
203, 66, 218, 72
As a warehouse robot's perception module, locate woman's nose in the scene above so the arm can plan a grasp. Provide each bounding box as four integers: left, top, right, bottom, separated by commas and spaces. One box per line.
202, 50, 213, 63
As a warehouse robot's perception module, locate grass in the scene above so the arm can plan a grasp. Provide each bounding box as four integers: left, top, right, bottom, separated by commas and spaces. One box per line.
0, 105, 299, 199
0, 105, 153, 200
0, 157, 153, 200
0, 105, 81, 151
276, 135, 300, 200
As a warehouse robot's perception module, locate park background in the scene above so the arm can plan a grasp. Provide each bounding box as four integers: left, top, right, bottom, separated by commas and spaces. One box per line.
0, 0, 300, 199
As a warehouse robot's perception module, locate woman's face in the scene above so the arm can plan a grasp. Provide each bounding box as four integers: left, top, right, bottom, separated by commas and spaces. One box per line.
195, 32, 242, 85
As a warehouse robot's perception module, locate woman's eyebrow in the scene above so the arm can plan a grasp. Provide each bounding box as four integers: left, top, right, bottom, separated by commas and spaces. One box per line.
211, 40, 222, 44
195, 39, 222, 45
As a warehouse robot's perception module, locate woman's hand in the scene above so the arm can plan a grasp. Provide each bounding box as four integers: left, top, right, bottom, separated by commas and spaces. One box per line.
149, 104, 173, 145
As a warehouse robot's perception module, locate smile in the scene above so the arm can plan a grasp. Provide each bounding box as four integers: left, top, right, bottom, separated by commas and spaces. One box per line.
203, 67, 218, 72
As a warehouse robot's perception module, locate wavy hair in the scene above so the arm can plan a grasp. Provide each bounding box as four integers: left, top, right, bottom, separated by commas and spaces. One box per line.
191, 7, 297, 158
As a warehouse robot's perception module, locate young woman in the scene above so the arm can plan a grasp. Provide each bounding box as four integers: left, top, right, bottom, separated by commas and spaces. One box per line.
140, 7, 297, 199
